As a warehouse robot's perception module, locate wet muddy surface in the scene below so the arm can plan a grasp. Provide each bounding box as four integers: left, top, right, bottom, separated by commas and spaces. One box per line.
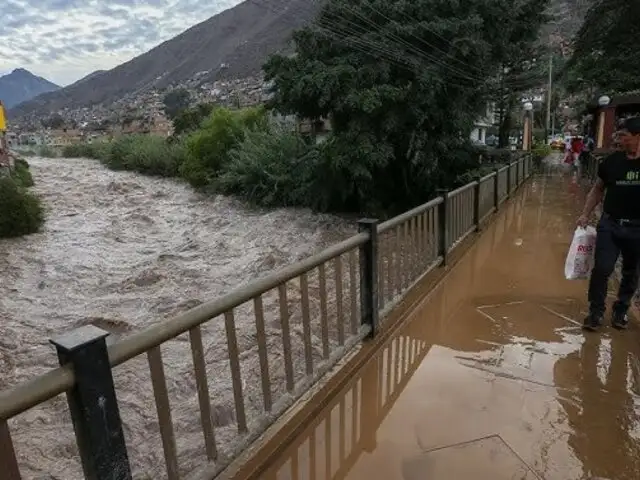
0, 157, 355, 478
262, 162, 640, 480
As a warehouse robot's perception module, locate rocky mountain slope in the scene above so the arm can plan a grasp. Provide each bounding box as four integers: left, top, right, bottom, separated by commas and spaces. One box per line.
9, 0, 585, 119
0, 69, 60, 109
9, 0, 320, 118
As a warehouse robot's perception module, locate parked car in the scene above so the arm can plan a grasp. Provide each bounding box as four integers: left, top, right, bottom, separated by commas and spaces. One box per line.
550, 136, 565, 150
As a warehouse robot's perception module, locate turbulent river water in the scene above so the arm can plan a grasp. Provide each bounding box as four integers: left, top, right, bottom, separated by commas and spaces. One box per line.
0, 157, 354, 479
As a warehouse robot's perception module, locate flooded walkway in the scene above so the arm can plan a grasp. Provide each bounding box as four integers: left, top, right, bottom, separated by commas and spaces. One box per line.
259, 167, 640, 480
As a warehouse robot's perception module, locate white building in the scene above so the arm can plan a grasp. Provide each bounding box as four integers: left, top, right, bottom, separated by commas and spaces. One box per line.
470, 102, 497, 144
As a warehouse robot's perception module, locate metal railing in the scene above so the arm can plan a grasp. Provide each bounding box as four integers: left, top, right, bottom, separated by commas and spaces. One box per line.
0, 154, 533, 480
259, 193, 522, 480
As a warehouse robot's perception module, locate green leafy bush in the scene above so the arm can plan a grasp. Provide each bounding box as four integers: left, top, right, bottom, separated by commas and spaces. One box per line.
532, 144, 553, 168
63, 137, 187, 177
0, 176, 44, 238
180, 107, 267, 187
37, 145, 59, 158
12, 158, 35, 187
216, 123, 316, 206
98, 135, 187, 177
62, 142, 115, 160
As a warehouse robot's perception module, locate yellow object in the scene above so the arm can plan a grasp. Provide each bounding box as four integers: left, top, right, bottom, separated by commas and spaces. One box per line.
0, 101, 6, 131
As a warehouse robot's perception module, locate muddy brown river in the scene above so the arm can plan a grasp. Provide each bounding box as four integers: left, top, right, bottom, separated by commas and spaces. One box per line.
0, 157, 354, 479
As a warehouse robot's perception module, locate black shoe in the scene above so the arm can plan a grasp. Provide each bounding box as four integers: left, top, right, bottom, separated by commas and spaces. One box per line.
612, 312, 629, 330
583, 313, 603, 331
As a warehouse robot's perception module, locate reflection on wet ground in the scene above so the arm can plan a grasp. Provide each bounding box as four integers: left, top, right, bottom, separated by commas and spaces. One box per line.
259, 167, 640, 480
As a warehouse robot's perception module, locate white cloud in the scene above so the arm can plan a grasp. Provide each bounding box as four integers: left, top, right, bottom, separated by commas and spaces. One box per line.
0, 0, 244, 86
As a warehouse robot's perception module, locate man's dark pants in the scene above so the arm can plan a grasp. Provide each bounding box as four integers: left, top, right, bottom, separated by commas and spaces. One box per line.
588, 214, 640, 317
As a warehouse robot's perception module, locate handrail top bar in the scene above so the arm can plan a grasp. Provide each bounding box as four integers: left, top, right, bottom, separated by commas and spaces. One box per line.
498, 165, 509, 173
448, 181, 477, 197
0, 364, 74, 420
378, 197, 442, 233
109, 231, 369, 365
479, 171, 497, 182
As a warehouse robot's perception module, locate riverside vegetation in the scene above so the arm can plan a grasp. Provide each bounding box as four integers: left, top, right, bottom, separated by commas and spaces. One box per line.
0, 159, 45, 238
62, 107, 528, 216
64, 0, 552, 216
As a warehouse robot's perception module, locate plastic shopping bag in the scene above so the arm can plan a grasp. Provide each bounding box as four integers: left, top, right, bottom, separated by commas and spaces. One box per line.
564, 226, 597, 280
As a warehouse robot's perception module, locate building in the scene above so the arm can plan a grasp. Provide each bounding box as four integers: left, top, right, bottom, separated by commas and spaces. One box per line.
5, 131, 18, 149
470, 102, 497, 144
298, 117, 332, 144
48, 128, 82, 146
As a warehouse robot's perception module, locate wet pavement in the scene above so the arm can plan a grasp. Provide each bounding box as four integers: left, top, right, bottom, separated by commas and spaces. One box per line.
258, 166, 640, 480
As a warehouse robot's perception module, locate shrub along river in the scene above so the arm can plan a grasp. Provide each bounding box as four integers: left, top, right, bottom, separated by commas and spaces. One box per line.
0, 156, 354, 478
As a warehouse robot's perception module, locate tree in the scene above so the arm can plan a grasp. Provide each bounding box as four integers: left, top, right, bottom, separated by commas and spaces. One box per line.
163, 88, 192, 120
264, 0, 550, 213
172, 103, 215, 136
565, 0, 640, 95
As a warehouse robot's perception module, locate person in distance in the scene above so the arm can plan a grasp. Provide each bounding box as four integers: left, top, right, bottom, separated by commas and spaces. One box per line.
577, 116, 640, 331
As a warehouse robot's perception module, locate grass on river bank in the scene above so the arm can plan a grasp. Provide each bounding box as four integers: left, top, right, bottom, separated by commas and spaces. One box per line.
0, 159, 45, 238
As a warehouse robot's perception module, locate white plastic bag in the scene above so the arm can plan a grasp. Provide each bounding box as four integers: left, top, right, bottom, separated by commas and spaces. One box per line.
564, 226, 597, 280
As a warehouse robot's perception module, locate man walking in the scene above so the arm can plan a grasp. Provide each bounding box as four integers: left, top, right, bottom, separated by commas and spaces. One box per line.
578, 117, 640, 330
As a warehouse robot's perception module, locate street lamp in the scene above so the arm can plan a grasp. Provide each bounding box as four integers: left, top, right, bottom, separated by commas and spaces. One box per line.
523, 102, 533, 151
596, 94, 610, 148
598, 95, 611, 106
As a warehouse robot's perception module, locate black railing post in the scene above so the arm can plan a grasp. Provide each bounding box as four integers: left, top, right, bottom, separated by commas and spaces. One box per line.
507, 163, 512, 196
494, 169, 500, 211
516, 159, 520, 187
358, 219, 379, 338
51, 325, 132, 480
474, 177, 481, 232
436, 189, 448, 266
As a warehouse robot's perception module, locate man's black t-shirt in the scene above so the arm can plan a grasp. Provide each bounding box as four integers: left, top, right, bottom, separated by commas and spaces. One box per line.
598, 151, 640, 219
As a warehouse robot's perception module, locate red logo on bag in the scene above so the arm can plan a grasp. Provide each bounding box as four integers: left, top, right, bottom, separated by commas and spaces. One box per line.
577, 245, 593, 253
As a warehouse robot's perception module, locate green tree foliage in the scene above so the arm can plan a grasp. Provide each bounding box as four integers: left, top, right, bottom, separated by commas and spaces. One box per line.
180, 107, 267, 187
263, 0, 550, 212
565, 0, 640, 94
172, 103, 215, 136
163, 88, 192, 120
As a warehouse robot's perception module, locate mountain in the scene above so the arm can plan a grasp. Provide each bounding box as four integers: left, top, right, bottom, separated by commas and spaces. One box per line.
8, 0, 584, 119
0, 68, 60, 109
9, 0, 321, 118
70, 70, 107, 87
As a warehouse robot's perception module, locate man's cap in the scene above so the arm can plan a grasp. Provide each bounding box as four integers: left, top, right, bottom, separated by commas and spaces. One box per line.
623, 117, 640, 134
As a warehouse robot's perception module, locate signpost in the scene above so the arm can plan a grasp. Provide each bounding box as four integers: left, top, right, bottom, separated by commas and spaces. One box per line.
0, 101, 10, 172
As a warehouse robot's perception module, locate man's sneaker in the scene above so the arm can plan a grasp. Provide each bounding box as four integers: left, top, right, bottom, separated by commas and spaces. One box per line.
583, 313, 603, 331
612, 312, 629, 330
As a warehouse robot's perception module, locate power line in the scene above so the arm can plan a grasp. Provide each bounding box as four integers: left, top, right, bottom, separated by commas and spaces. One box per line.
249, 0, 548, 90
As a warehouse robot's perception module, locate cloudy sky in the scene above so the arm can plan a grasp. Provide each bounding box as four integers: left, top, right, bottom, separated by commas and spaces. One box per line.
1, 0, 244, 86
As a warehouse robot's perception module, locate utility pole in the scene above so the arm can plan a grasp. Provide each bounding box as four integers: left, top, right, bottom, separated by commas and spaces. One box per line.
546, 51, 553, 143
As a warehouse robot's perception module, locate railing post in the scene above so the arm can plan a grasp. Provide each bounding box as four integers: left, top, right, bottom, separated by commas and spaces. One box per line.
516, 159, 520, 187
50, 325, 132, 480
507, 163, 512, 196
436, 189, 448, 266
494, 169, 500, 211
474, 178, 481, 231
358, 219, 379, 338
